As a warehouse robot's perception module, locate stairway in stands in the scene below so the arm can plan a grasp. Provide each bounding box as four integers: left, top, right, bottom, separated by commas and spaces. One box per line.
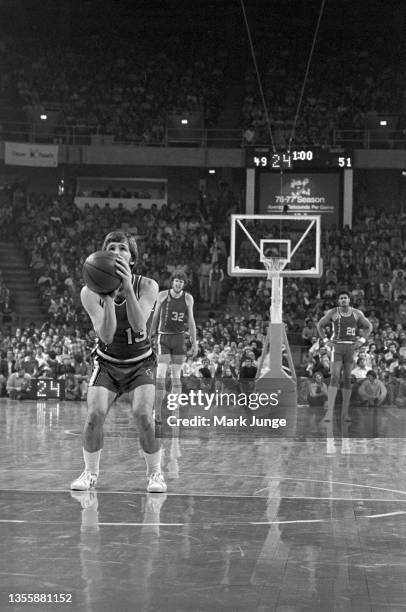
0, 241, 45, 325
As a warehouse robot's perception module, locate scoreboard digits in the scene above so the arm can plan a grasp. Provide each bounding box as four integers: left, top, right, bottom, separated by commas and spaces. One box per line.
31, 379, 65, 399
248, 148, 353, 170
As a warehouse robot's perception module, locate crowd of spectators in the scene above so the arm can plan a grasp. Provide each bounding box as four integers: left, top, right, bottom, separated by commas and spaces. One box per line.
2, 4, 404, 150
10, 184, 238, 325
2, 177, 406, 407
0, 311, 267, 401
242, 32, 405, 148
0, 323, 93, 400
0, 179, 272, 402
3, 31, 228, 144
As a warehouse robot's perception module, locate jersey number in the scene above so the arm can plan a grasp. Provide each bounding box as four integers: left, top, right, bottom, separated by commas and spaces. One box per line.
171, 312, 185, 322
126, 327, 147, 344
346, 327, 356, 336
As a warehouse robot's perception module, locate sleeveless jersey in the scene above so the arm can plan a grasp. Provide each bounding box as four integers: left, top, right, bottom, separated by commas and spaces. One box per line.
331, 307, 360, 342
158, 290, 188, 334
96, 274, 152, 363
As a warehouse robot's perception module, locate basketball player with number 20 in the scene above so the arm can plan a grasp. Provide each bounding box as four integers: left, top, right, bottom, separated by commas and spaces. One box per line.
71, 230, 167, 494
316, 290, 372, 422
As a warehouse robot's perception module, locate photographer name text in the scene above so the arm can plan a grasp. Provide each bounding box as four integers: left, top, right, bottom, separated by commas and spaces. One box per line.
166, 415, 286, 428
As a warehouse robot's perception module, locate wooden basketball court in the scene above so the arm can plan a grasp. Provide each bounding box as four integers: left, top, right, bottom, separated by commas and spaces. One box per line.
1, 397, 406, 611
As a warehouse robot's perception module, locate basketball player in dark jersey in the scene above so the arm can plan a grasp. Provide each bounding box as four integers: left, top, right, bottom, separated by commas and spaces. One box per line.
150, 271, 198, 422
316, 290, 372, 421
71, 231, 166, 493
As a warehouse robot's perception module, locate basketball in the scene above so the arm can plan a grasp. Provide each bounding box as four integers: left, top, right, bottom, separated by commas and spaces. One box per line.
82, 251, 121, 295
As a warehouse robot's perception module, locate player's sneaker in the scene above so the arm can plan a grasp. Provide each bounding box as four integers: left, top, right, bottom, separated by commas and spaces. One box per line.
70, 470, 98, 491
147, 471, 167, 493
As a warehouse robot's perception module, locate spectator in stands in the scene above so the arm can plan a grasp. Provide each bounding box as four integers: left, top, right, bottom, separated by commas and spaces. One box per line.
351, 356, 369, 380
57, 355, 76, 379
181, 356, 200, 392
4, 349, 16, 377
208, 261, 224, 309
221, 363, 240, 393
198, 257, 211, 302
6, 366, 31, 400
307, 372, 328, 408
302, 318, 318, 347
239, 356, 257, 394
392, 271, 406, 301
198, 357, 214, 392
35, 346, 48, 370
65, 375, 81, 401
46, 350, 60, 378
21, 350, 40, 377
309, 348, 331, 380
357, 370, 387, 406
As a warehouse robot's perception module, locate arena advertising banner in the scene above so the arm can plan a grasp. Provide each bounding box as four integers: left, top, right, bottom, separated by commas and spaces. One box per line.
258, 172, 340, 226
4, 142, 59, 167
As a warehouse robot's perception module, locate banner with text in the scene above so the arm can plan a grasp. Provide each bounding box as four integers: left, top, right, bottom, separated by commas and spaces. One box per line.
5, 142, 59, 167
258, 172, 340, 227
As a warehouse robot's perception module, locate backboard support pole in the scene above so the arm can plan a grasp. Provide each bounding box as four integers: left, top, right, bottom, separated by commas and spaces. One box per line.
255, 259, 297, 407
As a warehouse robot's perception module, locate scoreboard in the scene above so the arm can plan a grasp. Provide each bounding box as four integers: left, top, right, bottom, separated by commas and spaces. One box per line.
245, 147, 354, 228
246, 147, 353, 171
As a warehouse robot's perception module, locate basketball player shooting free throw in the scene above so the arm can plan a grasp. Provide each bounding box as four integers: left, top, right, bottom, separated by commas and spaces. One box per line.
71, 230, 166, 493
316, 290, 372, 422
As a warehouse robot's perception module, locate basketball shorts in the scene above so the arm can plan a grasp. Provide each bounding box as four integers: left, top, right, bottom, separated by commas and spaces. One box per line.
331, 342, 355, 365
89, 354, 156, 395
157, 333, 186, 363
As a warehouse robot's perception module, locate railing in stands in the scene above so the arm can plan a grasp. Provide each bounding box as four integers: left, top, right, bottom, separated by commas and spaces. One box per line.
0, 122, 406, 149
333, 129, 406, 149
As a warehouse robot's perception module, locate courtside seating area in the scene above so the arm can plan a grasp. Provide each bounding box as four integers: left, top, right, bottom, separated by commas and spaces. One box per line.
1, 179, 406, 404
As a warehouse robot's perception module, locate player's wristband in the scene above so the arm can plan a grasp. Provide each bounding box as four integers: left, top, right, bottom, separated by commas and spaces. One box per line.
358, 337, 366, 345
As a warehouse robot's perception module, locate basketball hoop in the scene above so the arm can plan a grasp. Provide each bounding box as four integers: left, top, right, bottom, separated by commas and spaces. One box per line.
263, 257, 287, 280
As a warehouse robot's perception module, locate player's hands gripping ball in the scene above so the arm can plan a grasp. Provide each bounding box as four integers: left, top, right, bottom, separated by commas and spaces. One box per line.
115, 256, 133, 292
83, 251, 121, 295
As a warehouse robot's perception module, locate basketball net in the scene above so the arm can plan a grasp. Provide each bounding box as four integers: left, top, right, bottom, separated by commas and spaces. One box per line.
262, 257, 287, 324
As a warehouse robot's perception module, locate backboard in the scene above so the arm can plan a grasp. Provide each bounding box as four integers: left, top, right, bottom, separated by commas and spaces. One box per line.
229, 214, 322, 278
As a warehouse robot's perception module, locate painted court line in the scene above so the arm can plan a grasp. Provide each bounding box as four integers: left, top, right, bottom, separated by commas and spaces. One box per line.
359, 511, 406, 519
0, 517, 400, 526
2, 488, 406, 502
253, 478, 406, 497
3, 487, 406, 503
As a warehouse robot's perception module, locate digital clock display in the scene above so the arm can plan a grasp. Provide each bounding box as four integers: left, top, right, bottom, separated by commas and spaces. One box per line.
247, 148, 353, 170
30, 378, 65, 400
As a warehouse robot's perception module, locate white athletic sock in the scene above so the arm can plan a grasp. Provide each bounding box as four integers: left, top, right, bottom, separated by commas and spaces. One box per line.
144, 448, 162, 476
83, 449, 101, 475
